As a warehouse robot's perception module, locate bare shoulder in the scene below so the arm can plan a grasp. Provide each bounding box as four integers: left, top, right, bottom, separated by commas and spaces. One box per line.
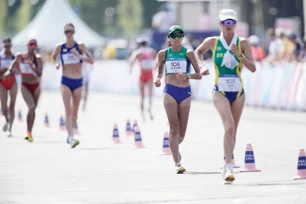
157, 49, 167, 57
197, 36, 218, 51
204, 36, 217, 45
186, 49, 195, 55
239, 37, 251, 46
77, 41, 85, 47
15, 52, 24, 59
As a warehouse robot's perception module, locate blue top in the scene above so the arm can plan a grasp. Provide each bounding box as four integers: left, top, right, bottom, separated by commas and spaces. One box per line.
60, 42, 83, 65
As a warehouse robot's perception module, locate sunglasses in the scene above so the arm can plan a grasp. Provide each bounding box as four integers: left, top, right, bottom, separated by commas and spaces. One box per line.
4, 44, 11, 48
64, 30, 75, 34
221, 19, 236, 26
169, 32, 184, 39
28, 42, 37, 47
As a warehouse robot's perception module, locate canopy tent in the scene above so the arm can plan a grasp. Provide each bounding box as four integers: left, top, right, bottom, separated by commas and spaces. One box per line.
12, 0, 104, 51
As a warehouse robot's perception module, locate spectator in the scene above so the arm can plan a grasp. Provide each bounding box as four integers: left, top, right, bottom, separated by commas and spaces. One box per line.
248, 35, 265, 61
264, 28, 282, 63
152, 5, 176, 32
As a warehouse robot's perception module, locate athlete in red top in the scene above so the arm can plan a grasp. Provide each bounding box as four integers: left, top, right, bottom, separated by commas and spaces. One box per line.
0, 38, 17, 136
129, 37, 157, 121
4, 39, 43, 142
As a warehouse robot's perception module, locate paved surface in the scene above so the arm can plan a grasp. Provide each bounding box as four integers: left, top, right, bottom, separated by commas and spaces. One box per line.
0, 91, 306, 204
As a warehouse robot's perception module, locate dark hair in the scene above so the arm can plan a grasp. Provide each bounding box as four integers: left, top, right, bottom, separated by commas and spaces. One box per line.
64, 23, 75, 29
140, 41, 147, 46
3, 37, 11, 43
28, 39, 37, 44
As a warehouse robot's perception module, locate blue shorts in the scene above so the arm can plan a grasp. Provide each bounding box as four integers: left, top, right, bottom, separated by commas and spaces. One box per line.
164, 84, 191, 104
61, 76, 83, 92
213, 85, 244, 103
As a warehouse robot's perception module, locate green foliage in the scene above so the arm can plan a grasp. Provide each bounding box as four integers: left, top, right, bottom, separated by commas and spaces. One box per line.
0, 0, 7, 36
117, 0, 142, 36
16, 0, 31, 32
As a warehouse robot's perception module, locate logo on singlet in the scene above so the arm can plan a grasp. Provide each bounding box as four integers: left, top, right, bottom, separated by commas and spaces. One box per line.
63, 49, 67, 52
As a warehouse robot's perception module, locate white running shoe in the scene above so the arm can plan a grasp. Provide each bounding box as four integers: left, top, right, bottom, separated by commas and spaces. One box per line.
176, 163, 186, 174
67, 136, 80, 148
221, 164, 235, 184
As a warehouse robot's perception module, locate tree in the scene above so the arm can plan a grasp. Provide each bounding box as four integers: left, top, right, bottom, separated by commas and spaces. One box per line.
0, 0, 7, 37
117, 0, 142, 36
16, 0, 31, 32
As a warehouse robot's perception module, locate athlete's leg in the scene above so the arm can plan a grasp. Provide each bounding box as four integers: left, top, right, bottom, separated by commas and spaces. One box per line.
212, 91, 235, 165
71, 87, 82, 129
0, 85, 9, 131
178, 97, 191, 144
139, 80, 145, 120
230, 94, 245, 148
21, 86, 36, 140
163, 93, 180, 164
147, 79, 154, 120
82, 81, 88, 111
8, 82, 18, 132
213, 91, 236, 182
60, 85, 73, 136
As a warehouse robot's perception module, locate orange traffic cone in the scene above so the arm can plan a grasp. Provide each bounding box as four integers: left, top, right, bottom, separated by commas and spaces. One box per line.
240, 144, 261, 172
125, 119, 133, 137
132, 120, 138, 135
74, 122, 79, 135
44, 113, 50, 127
18, 110, 22, 122
160, 131, 171, 155
134, 126, 144, 148
59, 115, 65, 131
112, 123, 121, 143
293, 149, 306, 180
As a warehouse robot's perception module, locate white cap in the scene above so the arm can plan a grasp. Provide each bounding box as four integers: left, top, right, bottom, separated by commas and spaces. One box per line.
219, 9, 237, 21
248, 35, 260, 45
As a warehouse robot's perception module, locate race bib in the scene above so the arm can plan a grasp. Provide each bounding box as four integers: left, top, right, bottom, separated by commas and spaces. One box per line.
20, 63, 35, 75
218, 75, 241, 92
140, 59, 154, 70
165, 58, 187, 74
62, 53, 80, 65
0, 59, 13, 69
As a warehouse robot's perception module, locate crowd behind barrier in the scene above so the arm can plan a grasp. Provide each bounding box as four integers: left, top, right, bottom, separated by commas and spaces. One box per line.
19, 60, 306, 111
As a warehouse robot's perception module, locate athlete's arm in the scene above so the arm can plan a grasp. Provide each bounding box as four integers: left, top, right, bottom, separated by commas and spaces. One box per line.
31, 54, 43, 77
3, 54, 21, 77
128, 50, 140, 73
154, 49, 166, 87
195, 37, 215, 75
233, 38, 256, 73
78, 43, 94, 64
186, 50, 203, 80
51, 44, 61, 69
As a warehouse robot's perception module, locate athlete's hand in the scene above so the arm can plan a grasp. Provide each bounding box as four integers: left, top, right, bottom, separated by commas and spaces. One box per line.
154, 78, 161, 87
55, 62, 60, 69
230, 44, 241, 57
3, 70, 11, 79
200, 67, 209, 76
71, 48, 80, 58
176, 73, 188, 82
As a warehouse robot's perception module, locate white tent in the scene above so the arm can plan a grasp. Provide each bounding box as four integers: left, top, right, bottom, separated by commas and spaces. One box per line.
12, 0, 104, 51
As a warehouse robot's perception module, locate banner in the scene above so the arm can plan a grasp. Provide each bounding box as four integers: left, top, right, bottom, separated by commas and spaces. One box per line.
39, 60, 306, 111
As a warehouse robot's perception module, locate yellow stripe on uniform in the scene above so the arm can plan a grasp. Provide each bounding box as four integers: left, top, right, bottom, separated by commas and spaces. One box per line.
236, 37, 243, 99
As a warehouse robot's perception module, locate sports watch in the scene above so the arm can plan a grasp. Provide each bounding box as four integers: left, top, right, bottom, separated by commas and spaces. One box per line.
238, 53, 245, 61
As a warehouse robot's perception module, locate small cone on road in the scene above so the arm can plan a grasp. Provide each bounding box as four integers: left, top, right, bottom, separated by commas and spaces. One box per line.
293, 149, 306, 180
240, 144, 261, 172
134, 126, 144, 148
112, 123, 121, 143
160, 131, 171, 155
